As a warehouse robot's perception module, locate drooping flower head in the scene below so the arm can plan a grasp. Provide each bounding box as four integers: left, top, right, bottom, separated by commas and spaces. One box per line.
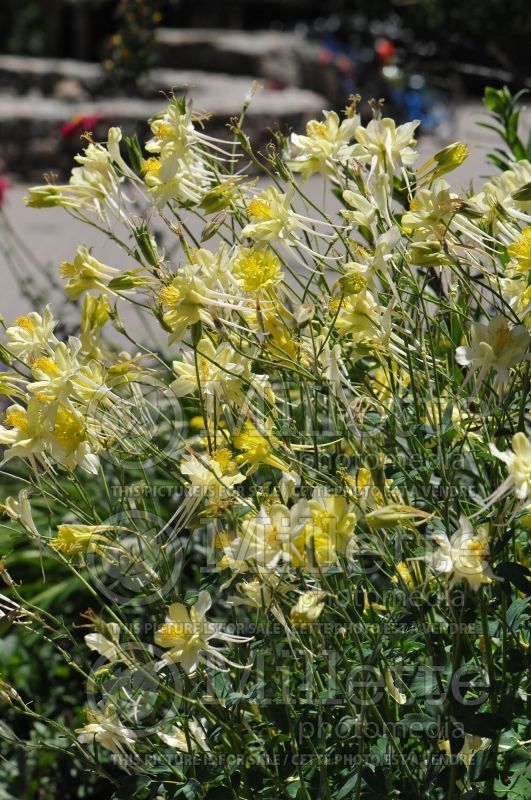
155, 590, 251, 674
427, 517, 495, 591
456, 316, 530, 389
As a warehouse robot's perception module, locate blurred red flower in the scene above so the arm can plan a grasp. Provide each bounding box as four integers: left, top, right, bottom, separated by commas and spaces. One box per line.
60, 113, 104, 141
0, 175, 11, 207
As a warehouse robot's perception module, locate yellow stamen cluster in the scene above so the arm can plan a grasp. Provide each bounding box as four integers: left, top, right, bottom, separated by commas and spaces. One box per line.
312, 509, 334, 535
142, 157, 161, 175
32, 356, 61, 377
5, 409, 28, 431
159, 286, 181, 307
307, 121, 329, 139
508, 227, 531, 272
328, 297, 342, 314
211, 448, 234, 472
247, 199, 274, 221
233, 249, 281, 292
152, 121, 173, 139
59, 261, 77, 278
493, 323, 513, 353
340, 274, 367, 295
14, 316, 35, 332
53, 407, 84, 445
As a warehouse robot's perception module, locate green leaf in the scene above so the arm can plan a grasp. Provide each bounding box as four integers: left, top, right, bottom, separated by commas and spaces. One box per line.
285, 779, 302, 798
495, 770, 531, 799
336, 772, 360, 799
505, 597, 531, 630
181, 781, 205, 800
124, 135, 144, 174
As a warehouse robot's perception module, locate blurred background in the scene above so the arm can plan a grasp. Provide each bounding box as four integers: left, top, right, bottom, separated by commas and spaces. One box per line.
2, 0, 531, 177
0, 0, 530, 314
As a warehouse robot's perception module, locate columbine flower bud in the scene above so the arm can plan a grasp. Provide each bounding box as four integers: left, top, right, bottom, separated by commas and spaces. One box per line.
417, 142, 469, 180
133, 225, 160, 267
365, 504, 433, 530
408, 240, 446, 267
294, 304, 315, 327
24, 186, 64, 208
433, 142, 469, 176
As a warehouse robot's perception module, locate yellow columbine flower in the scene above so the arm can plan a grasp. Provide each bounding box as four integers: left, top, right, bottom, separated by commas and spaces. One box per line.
232, 247, 282, 293
155, 591, 251, 674
262, 313, 297, 360
334, 289, 386, 346
5, 306, 58, 364
456, 316, 530, 389
393, 561, 416, 589
351, 117, 419, 178
1, 489, 39, 537
180, 451, 245, 500
289, 110, 360, 178
233, 420, 289, 473
490, 431, 531, 500
508, 226, 531, 272
59, 245, 120, 300
51, 524, 116, 555
200, 177, 243, 213
76, 704, 136, 755
427, 517, 495, 591
304, 489, 357, 565
290, 590, 327, 627
241, 187, 297, 242
141, 157, 161, 175
0, 399, 48, 463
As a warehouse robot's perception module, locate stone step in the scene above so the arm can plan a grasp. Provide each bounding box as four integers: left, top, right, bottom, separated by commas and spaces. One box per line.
0, 72, 326, 179
155, 28, 341, 102
0, 55, 101, 98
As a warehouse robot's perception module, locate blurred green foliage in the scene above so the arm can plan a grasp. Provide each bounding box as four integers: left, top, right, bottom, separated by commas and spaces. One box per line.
0, 472, 101, 799
0, 0, 110, 60
102, 0, 165, 88
0, 0, 167, 85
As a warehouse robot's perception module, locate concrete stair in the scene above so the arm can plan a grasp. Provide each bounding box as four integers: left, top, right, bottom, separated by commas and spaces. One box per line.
0, 37, 329, 180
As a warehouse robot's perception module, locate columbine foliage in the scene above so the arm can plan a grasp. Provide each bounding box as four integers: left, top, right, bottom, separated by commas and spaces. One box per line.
0, 87, 530, 800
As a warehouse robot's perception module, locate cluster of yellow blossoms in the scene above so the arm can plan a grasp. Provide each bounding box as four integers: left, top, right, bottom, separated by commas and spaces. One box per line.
1, 94, 530, 765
